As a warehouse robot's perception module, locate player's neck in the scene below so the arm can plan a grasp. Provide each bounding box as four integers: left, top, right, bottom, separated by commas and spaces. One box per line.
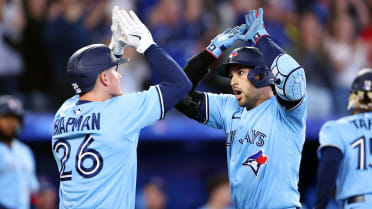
252, 87, 274, 108
0, 138, 13, 147
79, 89, 112, 102
353, 109, 372, 114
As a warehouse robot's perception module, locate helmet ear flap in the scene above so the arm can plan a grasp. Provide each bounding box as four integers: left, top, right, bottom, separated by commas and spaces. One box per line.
247, 65, 274, 88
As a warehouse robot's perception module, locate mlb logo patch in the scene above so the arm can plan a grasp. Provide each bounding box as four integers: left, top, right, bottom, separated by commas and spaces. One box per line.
254, 33, 260, 41
242, 150, 268, 176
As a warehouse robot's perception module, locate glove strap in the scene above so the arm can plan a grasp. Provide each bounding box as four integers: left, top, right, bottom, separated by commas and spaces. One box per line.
137, 38, 156, 54
205, 43, 223, 59
253, 28, 270, 44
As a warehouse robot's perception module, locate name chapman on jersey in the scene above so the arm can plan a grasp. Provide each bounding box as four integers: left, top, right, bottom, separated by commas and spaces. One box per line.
53, 113, 101, 135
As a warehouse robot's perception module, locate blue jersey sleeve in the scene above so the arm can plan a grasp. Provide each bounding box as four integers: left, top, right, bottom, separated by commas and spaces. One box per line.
276, 94, 307, 133
205, 93, 239, 130
318, 121, 345, 157
104, 86, 163, 135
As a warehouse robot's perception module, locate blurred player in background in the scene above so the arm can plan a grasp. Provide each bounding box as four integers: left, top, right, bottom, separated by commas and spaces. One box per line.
316, 68, 372, 209
197, 174, 233, 209
0, 95, 39, 209
176, 8, 306, 209
51, 7, 191, 209
139, 177, 168, 209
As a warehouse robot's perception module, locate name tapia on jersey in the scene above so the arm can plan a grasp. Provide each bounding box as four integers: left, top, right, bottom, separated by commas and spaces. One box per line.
53, 112, 101, 135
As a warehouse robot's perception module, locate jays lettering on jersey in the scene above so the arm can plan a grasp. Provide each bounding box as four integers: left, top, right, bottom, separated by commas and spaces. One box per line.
203, 94, 307, 209
52, 86, 164, 209
318, 113, 372, 201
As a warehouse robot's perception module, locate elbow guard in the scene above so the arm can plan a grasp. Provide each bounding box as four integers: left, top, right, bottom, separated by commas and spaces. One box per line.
271, 54, 306, 101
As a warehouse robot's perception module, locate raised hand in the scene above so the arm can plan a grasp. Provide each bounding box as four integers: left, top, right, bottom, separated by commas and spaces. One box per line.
116, 9, 155, 53
239, 8, 269, 45
109, 6, 126, 57
206, 24, 247, 58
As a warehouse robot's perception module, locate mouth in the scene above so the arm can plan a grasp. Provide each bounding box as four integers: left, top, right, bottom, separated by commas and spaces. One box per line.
233, 88, 242, 100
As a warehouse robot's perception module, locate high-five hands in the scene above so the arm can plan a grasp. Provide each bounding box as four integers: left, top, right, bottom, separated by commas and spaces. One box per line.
109, 6, 126, 57
239, 8, 270, 45
114, 9, 155, 54
206, 24, 247, 58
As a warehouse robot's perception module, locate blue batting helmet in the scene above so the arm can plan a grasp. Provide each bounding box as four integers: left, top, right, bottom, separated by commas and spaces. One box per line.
0, 95, 24, 120
217, 46, 274, 88
67, 44, 128, 94
351, 68, 372, 92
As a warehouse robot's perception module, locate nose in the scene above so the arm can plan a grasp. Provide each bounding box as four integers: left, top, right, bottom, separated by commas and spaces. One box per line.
230, 74, 238, 87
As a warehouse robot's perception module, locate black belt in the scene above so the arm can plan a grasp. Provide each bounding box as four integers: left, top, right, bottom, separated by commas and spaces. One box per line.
347, 195, 365, 204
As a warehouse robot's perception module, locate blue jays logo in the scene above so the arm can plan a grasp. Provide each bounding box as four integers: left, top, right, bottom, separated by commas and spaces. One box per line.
242, 150, 268, 176
229, 49, 238, 59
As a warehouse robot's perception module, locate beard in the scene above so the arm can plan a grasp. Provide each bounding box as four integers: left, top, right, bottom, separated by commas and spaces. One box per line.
239, 92, 259, 110
0, 131, 16, 142
0, 126, 21, 143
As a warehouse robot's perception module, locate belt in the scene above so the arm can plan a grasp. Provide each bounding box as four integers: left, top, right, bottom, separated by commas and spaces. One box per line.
347, 195, 365, 204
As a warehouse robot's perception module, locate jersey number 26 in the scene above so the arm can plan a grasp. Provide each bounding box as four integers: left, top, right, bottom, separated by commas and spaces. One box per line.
53, 134, 103, 181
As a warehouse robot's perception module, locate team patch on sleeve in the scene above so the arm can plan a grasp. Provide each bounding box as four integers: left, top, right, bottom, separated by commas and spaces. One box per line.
242, 150, 268, 177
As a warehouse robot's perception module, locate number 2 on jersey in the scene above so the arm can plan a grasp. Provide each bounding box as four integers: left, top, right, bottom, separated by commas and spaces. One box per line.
351, 136, 372, 170
53, 134, 103, 181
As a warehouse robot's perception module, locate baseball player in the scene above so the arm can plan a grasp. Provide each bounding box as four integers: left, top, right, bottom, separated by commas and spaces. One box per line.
176, 8, 306, 209
51, 8, 191, 209
0, 95, 39, 209
315, 68, 372, 209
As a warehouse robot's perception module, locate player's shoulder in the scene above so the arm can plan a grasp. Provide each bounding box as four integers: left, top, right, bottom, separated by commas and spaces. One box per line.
104, 86, 159, 106
12, 140, 34, 160
207, 92, 241, 112
320, 115, 356, 134
55, 95, 79, 116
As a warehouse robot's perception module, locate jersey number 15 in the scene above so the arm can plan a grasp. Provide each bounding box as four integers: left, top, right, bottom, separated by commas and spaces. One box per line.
53, 134, 103, 181
351, 136, 372, 170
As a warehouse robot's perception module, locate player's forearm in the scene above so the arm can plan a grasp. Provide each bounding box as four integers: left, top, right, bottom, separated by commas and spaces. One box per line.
144, 44, 192, 112
174, 49, 215, 122
257, 36, 306, 102
183, 49, 216, 92
315, 147, 343, 209
256, 36, 284, 68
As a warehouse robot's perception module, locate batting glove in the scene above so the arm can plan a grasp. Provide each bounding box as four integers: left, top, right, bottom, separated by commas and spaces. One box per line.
116, 9, 155, 54
206, 24, 247, 59
239, 8, 269, 45
109, 6, 127, 57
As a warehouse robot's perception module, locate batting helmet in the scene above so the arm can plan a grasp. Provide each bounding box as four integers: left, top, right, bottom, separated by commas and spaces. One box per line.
0, 95, 24, 120
217, 47, 274, 88
348, 68, 372, 110
67, 44, 128, 94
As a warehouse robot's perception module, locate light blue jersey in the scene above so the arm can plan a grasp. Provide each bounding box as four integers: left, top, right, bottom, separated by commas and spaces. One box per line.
319, 112, 372, 201
0, 140, 39, 209
52, 85, 164, 209
205, 94, 307, 209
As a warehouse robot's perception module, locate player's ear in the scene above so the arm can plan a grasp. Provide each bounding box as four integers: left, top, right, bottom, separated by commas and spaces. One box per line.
99, 71, 110, 87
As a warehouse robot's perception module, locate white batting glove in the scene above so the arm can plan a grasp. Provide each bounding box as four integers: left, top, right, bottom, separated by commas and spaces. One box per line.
109, 6, 126, 57
116, 9, 155, 54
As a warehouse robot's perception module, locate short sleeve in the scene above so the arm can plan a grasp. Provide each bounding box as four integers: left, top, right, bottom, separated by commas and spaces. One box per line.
205, 93, 239, 130
105, 85, 164, 132
277, 94, 307, 132
318, 121, 345, 158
